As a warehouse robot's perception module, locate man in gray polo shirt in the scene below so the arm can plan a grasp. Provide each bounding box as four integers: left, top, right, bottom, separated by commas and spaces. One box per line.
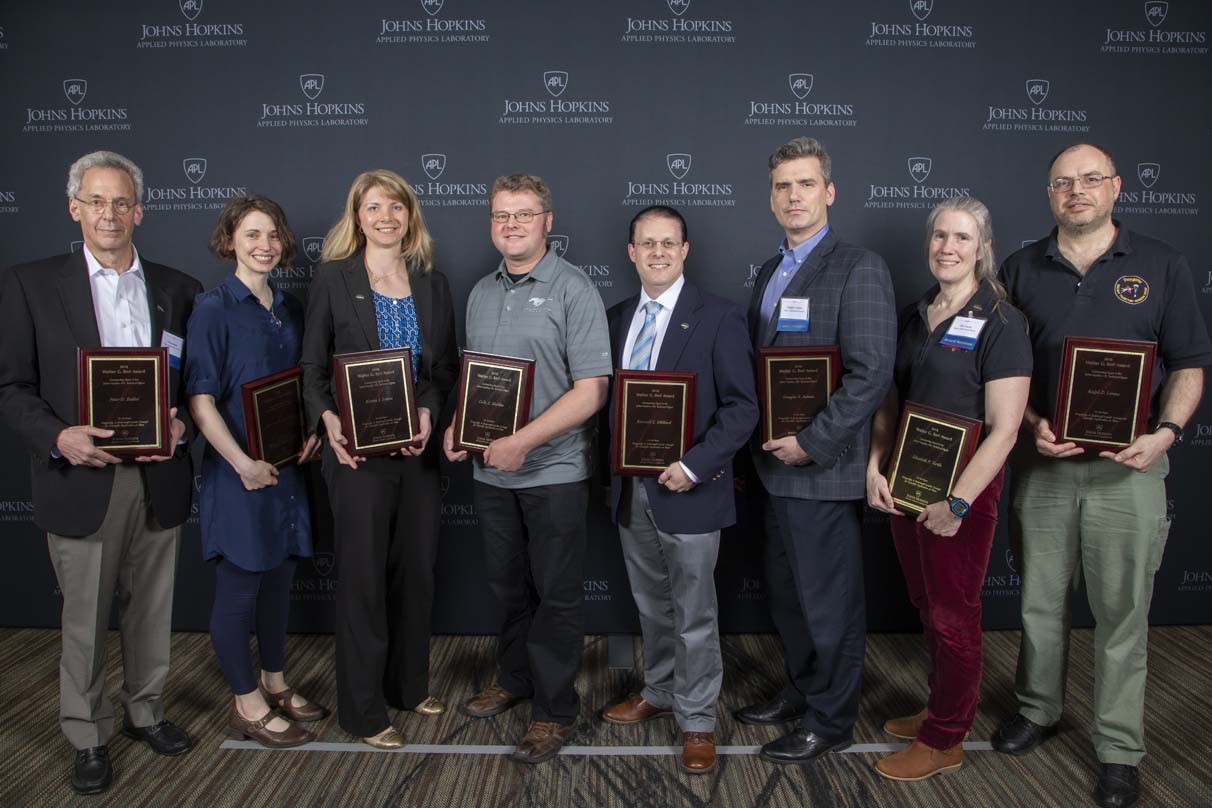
443, 173, 611, 764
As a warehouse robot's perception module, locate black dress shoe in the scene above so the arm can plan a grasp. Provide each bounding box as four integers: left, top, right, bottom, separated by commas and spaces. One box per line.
1094, 764, 1140, 808
760, 728, 853, 763
990, 714, 1057, 756
735, 696, 807, 726
71, 746, 112, 795
122, 718, 193, 756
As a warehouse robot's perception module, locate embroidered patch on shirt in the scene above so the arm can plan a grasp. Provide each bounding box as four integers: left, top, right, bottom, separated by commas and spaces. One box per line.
1114, 275, 1149, 305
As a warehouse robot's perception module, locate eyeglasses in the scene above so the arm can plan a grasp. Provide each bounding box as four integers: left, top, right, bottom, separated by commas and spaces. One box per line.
490, 209, 548, 224
631, 239, 683, 252
1046, 174, 1114, 193
73, 196, 137, 215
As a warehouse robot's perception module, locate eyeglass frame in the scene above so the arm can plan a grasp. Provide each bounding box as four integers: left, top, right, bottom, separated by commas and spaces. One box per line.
489, 209, 550, 224
629, 239, 685, 252
72, 195, 140, 215
1045, 174, 1117, 194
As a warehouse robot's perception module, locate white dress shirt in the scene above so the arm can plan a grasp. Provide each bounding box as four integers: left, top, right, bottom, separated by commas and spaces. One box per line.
84, 244, 151, 348
622, 273, 684, 371
620, 274, 698, 482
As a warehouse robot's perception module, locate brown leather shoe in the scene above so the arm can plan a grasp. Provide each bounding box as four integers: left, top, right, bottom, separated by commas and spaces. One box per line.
875, 739, 963, 781
602, 694, 672, 725
226, 703, 314, 749
510, 721, 576, 764
259, 684, 328, 723
883, 708, 927, 740
681, 731, 716, 774
461, 683, 524, 718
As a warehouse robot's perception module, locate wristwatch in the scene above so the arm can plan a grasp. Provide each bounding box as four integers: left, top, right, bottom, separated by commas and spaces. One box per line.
1155, 421, 1184, 444
947, 495, 970, 518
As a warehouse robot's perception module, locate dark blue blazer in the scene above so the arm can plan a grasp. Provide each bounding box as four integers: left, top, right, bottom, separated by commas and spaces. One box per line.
607, 280, 758, 534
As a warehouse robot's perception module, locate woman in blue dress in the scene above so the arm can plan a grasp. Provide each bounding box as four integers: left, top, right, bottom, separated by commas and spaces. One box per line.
186, 196, 325, 748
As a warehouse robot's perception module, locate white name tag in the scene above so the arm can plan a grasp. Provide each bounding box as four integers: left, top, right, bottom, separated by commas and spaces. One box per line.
161, 330, 184, 368
939, 316, 985, 351
776, 297, 810, 332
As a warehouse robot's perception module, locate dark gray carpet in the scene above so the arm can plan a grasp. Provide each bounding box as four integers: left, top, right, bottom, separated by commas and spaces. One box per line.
1, 627, 1209, 807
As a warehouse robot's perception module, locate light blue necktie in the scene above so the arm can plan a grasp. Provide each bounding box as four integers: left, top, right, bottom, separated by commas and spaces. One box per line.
628, 301, 662, 370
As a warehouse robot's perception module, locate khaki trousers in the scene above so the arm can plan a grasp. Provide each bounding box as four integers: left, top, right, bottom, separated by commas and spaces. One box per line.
47, 465, 180, 749
1010, 453, 1170, 766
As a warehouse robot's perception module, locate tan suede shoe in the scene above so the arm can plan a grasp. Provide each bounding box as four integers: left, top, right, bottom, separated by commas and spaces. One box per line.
883, 708, 927, 740
875, 739, 963, 781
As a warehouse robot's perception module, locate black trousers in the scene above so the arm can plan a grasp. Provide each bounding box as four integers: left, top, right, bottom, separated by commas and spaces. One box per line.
324, 444, 440, 737
764, 495, 866, 739
473, 479, 588, 725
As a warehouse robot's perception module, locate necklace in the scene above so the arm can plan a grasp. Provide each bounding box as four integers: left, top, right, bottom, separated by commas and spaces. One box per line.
366, 259, 405, 287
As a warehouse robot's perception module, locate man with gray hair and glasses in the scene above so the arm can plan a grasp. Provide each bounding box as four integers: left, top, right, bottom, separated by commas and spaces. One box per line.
0, 151, 202, 794
995, 143, 1210, 808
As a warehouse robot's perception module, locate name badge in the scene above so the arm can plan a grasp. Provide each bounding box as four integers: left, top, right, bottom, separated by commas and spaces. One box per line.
776, 297, 810, 333
939, 316, 985, 351
161, 330, 184, 369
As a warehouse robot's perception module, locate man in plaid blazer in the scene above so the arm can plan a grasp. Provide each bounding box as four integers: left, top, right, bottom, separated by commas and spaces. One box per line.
736, 137, 897, 763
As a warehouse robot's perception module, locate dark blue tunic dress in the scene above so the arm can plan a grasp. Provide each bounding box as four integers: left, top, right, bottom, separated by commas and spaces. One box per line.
185, 274, 312, 571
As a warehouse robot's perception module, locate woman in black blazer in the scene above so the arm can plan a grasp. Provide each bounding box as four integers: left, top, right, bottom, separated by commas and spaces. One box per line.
300, 169, 458, 748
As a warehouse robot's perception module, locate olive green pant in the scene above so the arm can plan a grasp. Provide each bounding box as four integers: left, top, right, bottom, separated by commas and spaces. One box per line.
1009, 453, 1170, 766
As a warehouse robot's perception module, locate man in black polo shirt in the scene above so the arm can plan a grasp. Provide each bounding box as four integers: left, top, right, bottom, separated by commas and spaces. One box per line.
995, 143, 1211, 808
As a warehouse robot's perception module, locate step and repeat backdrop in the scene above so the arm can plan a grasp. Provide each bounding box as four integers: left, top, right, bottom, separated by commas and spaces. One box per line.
1, 1, 1210, 634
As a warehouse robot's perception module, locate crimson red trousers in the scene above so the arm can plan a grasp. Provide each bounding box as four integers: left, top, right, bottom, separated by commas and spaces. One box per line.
889, 467, 1004, 750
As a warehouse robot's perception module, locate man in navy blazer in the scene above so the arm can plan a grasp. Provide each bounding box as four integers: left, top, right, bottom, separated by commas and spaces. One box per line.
600, 206, 758, 774
0, 151, 201, 794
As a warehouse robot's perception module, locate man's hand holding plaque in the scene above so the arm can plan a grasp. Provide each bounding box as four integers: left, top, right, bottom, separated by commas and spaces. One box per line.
611, 369, 695, 476
451, 351, 536, 454
757, 345, 841, 444
76, 347, 172, 459
1053, 336, 1156, 453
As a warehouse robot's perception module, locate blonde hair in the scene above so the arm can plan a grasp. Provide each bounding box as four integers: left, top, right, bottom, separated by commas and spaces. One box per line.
320, 170, 433, 273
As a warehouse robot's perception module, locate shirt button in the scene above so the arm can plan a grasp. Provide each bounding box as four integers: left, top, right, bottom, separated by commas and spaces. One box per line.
506, 306, 511, 311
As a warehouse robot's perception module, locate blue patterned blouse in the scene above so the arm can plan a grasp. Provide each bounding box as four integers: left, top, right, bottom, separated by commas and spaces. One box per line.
372, 290, 421, 379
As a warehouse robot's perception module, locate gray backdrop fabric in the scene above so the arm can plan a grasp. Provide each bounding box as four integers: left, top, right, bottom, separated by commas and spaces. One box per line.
1, 0, 1210, 634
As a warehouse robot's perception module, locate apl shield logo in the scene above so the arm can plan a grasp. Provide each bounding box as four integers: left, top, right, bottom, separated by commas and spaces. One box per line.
543, 71, 568, 98
312, 552, 335, 578
909, 0, 933, 21
1138, 162, 1161, 189
1026, 79, 1050, 106
179, 0, 204, 21
547, 234, 569, 257
422, 153, 446, 180
908, 157, 932, 184
299, 73, 325, 100
668, 0, 691, 15
667, 153, 692, 180
71, 240, 84, 253
1145, 1, 1168, 27
303, 237, 324, 263
421, 0, 445, 15
439, 474, 450, 498
63, 79, 87, 106
183, 158, 207, 184
788, 73, 813, 99
1005, 548, 1017, 574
